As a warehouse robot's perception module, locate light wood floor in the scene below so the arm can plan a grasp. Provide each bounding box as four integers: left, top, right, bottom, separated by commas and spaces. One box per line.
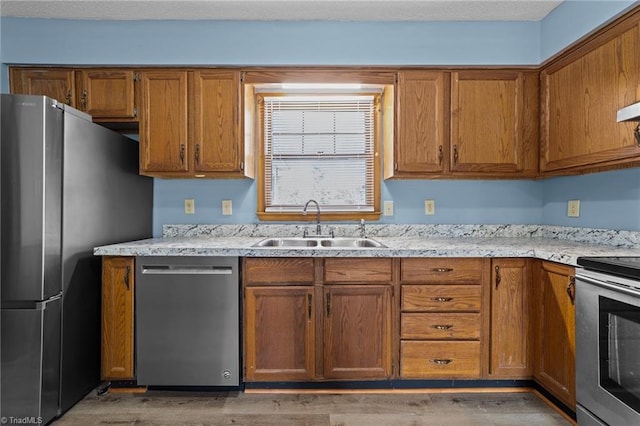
53, 388, 572, 425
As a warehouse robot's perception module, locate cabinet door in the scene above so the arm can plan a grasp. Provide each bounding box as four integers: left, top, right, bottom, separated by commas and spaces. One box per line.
244, 286, 315, 381
10, 68, 76, 106
393, 71, 447, 175
193, 70, 242, 173
323, 285, 392, 379
139, 70, 189, 174
541, 21, 640, 173
101, 256, 135, 380
451, 71, 537, 175
533, 261, 576, 409
489, 258, 531, 378
78, 69, 137, 120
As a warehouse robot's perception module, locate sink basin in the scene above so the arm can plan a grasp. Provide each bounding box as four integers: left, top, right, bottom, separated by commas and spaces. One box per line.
253, 237, 386, 248
252, 237, 318, 247
320, 238, 386, 248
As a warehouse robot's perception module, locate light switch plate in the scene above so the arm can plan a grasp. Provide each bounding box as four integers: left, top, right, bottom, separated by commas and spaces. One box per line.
383, 201, 394, 216
222, 200, 233, 215
184, 199, 195, 214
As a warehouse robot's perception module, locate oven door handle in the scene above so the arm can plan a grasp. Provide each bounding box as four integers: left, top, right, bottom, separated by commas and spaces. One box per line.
577, 273, 640, 298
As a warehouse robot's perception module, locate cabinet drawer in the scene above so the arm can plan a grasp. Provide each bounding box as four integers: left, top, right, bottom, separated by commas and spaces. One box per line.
324, 258, 392, 283
402, 285, 481, 311
400, 341, 481, 378
401, 258, 483, 284
243, 258, 314, 285
401, 313, 481, 340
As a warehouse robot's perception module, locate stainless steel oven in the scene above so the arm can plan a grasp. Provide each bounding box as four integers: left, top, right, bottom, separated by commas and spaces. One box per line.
576, 257, 640, 426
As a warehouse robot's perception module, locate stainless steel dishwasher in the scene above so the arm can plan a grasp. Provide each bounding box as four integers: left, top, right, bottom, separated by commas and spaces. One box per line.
135, 256, 239, 386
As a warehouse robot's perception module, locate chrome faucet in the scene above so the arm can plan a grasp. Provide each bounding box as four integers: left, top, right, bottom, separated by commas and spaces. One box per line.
302, 199, 322, 237
360, 218, 366, 238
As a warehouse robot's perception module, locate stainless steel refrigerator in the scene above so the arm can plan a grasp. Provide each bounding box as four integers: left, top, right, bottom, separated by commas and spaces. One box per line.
1, 94, 153, 424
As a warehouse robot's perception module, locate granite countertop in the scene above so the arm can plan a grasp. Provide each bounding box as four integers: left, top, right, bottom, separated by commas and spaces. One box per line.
94, 224, 640, 267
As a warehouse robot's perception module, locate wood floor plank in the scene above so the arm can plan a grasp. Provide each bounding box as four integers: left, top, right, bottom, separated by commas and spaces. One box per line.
52, 389, 571, 425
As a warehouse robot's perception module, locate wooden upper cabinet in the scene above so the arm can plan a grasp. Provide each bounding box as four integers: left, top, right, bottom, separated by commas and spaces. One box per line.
77, 69, 137, 121
193, 70, 242, 173
391, 71, 448, 176
541, 18, 640, 174
10, 67, 76, 106
451, 71, 538, 176
139, 70, 190, 174
139, 69, 249, 178
10, 67, 138, 123
389, 69, 538, 179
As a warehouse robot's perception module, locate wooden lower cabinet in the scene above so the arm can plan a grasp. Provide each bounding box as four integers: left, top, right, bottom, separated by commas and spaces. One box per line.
488, 258, 532, 378
101, 256, 135, 380
244, 286, 315, 381
243, 257, 393, 382
399, 258, 486, 379
533, 261, 576, 410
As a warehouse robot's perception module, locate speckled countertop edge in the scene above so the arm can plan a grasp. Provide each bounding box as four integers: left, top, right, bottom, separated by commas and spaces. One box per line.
94, 227, 640, 267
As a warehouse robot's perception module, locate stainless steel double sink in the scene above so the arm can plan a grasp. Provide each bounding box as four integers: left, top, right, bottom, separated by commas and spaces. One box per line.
252, 236, 387, 248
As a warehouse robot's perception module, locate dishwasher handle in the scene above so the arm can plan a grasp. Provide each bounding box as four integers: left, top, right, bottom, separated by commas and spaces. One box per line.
141, 265, 234, 275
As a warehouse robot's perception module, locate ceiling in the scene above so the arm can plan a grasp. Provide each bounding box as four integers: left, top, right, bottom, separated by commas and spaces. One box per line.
0, 0, 564, 21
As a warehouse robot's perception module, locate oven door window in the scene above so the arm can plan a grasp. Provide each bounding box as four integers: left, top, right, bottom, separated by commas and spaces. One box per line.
599, 296, 640, 412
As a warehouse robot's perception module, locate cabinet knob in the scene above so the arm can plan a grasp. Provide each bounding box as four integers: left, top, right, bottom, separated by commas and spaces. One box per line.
495, 265, 501, 289
179, 144, 185, 164
566, 276, 576, 305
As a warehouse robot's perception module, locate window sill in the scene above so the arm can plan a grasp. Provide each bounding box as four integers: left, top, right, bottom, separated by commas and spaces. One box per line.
257, 211, 382, 222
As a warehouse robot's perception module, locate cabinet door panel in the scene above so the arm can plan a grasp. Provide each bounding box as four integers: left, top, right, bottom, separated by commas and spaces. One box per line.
323, 285, 392, 379
11, 68, 75, 106
394, 71, 447, 174
101, 256, 135, 380
79, 69, 137, 119
451, 71, 524, 173
193, 71, 241, 173
244, 286, 315, 381
489, 258, 531, 378
534, 261, 576, 409
139, 71, 189, 173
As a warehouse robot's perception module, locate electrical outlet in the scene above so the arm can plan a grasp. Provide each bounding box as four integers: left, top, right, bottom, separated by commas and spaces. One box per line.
383, 201, 394, 216
567, 199, 580, 217
222, 200, 233, 216
184, 199, 195, 214
425, 199, 435, 215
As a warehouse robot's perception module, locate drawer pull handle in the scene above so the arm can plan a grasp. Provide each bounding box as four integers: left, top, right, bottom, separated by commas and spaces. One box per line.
431, 297, 453, 302
430, 267, 453, 273
431, 324, 453, 330
430, 359, 453, 365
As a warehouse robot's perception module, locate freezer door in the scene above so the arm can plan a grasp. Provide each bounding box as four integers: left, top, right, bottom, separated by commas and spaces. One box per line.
1, 296, 62, 424
1, 94, 63, 301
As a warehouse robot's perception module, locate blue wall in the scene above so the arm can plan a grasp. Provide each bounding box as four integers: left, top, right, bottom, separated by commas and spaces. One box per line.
1, 1, 639, 236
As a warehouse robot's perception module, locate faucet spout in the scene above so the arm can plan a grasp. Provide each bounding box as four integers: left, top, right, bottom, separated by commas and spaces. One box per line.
303, 199, 321, 236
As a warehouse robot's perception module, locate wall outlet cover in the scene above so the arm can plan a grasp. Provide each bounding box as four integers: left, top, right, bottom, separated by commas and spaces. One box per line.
184, 198, 195, 214
222, 199, 233, 215
425, 199, 435, 215
383, 201, 394, 216
567, 199, 580, 218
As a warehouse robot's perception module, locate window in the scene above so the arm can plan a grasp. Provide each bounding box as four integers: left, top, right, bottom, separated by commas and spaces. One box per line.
251, 79, 391, 221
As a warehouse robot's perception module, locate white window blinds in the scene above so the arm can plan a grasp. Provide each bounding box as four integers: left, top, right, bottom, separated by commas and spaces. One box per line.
262, 95, 376, 212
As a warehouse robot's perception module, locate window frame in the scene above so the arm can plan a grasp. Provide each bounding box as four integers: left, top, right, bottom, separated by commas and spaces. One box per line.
245, 70, 394, 222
